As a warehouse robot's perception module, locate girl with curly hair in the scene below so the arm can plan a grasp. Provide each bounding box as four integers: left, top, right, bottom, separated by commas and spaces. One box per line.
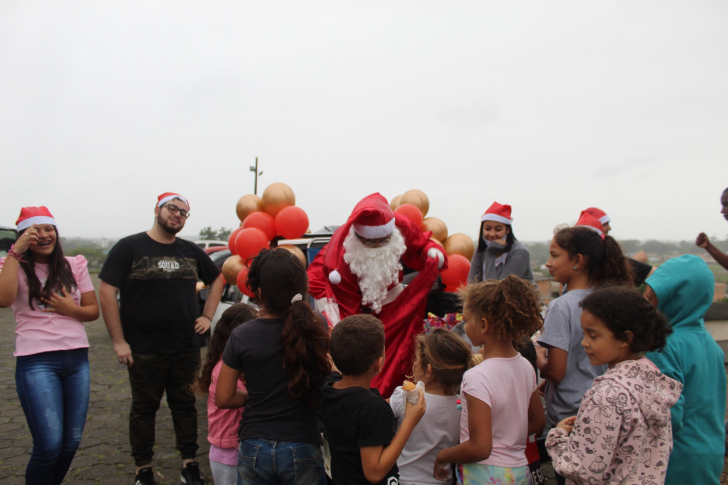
546, 286, 680, 484
434, 275, 545, 485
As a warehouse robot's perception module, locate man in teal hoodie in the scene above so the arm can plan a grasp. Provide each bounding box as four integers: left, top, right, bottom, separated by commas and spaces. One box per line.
644, 255, 726, 485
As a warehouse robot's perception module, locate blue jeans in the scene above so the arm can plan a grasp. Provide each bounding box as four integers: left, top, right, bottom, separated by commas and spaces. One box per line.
237, 439, 326, 485
15, 348, 90, 485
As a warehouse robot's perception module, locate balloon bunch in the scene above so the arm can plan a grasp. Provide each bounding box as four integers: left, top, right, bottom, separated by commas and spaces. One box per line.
390, 189, 474, 292
221, 183, 310, 297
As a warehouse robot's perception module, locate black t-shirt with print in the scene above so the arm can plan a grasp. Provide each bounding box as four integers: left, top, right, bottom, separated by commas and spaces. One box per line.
320, 372, 399, 485
99, 232, 220, 354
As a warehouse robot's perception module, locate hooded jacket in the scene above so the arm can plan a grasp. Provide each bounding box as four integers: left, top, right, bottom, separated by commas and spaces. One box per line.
546, 358, 682, 485
644, 255, 726, 485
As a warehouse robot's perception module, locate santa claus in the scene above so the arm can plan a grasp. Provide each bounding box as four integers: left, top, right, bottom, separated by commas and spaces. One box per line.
308, 193, 446, 397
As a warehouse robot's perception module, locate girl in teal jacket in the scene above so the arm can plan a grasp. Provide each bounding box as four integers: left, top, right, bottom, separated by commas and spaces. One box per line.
644, 255, 726, 485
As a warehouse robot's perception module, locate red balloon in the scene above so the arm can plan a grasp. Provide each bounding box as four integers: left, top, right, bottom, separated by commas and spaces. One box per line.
440, 254, 471, 292
243, 211, 276, 241
234, 227, 270, 262
227, 227, 245, 255
275, 206, 309, 239
236, 265, 255, 298
394, 203, 424, 228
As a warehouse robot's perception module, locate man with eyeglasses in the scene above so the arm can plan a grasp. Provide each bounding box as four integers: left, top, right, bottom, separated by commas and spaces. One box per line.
308, 193, 446, 398
99, 192, 224, 485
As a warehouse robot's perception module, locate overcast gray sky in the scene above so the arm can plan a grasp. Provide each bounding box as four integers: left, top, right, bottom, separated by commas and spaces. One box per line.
2, 1, 727, 243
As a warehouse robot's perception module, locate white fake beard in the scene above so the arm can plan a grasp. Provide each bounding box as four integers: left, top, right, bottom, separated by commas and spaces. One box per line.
343, 226, 407, 314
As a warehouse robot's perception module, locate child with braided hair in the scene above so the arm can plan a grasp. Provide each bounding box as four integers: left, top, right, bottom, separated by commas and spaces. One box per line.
434, 275, 545, 485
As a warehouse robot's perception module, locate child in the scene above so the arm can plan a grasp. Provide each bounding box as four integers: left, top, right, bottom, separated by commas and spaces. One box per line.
643, 255, 726, 484
434, 275, 545, 485
546, 286, 682, 484
320, 314, 426, 484
389, 328, 475, 485
535, 215, 632, 463
216, 248, 331, 484
195, 303, 256, 485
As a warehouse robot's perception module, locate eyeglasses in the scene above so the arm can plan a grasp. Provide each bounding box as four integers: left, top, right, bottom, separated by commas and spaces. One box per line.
162, 204, 190, 219
355, 233, 391, 248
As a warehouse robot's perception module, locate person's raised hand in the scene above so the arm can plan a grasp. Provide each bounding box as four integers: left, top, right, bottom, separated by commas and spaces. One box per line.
14, 225, 38, 254
696, 232, 710, 249
427, 248, 445, 269
403, 385, 426, 424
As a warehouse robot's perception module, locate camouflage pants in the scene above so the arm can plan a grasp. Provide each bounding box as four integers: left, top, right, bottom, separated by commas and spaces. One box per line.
127, 350, 201, 466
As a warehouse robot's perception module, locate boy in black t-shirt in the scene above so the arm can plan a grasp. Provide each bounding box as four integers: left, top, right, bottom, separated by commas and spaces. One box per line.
320, 315, 426, 485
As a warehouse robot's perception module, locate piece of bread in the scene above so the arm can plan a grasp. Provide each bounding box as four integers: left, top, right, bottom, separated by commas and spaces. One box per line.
402, 380, 416, 391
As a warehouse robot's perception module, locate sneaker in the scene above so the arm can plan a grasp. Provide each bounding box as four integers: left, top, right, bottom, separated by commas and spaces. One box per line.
180, 462, 205, 485
135, 467, 156, 485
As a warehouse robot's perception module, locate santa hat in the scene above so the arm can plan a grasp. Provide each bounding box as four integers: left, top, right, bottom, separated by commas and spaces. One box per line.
16, 206, 56, 231
325, 193, 395, 284
157, 192, 190, 210
351, 195, 396, 239
584, 207, 610, 224
575, 210, 604, 235
481, 202, 513, 224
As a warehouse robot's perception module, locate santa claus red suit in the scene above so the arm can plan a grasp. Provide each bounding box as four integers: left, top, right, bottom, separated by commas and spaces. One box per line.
308, 193, 446, 398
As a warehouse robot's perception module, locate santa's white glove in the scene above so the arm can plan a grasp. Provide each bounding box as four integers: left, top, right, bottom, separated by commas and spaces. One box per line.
428, 248, 445, 269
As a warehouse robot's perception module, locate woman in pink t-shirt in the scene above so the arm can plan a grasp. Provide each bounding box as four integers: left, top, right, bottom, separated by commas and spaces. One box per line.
195, 303, 256, 485
0, 207, 99, 485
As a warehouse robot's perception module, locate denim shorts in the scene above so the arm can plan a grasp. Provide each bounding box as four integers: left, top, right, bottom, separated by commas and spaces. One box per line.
238, 438, 326, 485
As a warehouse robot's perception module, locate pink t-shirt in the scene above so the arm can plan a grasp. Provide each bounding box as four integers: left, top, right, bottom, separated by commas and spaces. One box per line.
460, 354, 537, 468
207, 359, 246, 456
0, 255, 94, 356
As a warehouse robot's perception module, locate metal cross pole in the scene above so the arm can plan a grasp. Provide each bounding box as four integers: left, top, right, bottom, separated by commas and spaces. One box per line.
249, 157, 263, 195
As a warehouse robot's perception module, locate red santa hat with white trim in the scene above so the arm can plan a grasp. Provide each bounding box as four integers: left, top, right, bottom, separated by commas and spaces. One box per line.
324, 193, 395, 284
481, 202, 513, 224
16, 206, 56, 231
584, 207, 610, 225
575, 210, 604, 235
157, 192, 190, 210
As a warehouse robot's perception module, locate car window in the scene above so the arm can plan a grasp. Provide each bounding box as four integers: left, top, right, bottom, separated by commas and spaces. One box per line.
0, 228, 17, 257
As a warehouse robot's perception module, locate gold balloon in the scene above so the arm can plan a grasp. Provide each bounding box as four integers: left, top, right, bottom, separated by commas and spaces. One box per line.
236, 194, 263, 223
400, 189, 429, 217
390, 195, 402, 211
262, 183, 296, 218
444, 233, 475, 261
277, 244, 307, 267
429, 237, 444, 248
422, 217, 448, 243
222, 255, 245, 285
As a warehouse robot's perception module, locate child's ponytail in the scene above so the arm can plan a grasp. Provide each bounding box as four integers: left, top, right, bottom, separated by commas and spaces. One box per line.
592, 235, 633, 288
553, 227, 632, 288
247, 248, 330, 406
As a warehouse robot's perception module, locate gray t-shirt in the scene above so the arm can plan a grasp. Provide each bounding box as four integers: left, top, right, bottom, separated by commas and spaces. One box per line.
537, 289, 607, 427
